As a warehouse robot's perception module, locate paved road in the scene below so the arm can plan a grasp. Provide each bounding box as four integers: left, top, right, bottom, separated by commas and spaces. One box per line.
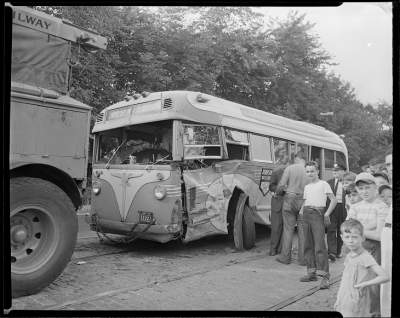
10, 222, 344, 312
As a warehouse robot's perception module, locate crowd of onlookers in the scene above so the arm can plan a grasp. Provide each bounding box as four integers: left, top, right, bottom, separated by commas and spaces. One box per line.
268, 151, 392, 317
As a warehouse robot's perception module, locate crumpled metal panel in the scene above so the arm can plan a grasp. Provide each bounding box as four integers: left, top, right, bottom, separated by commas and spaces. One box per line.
183, 167, 228, 242
183, 161, 274, 242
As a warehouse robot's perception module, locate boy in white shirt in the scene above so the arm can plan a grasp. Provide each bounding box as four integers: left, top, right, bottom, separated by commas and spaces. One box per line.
299, 161, 337, 289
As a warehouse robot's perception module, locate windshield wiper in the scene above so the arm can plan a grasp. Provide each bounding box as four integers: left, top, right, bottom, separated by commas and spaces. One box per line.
145, 154, 171, 171
105, 139, 126, 169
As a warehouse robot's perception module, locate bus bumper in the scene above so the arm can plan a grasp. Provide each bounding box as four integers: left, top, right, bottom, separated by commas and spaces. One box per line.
86, 214, 180, 236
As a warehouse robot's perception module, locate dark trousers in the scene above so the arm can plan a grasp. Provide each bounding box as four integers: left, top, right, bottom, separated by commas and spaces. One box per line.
270, 196, 283, 254
363, 239, 381, 315
326, 202, 345, 256
303, 207, 329, 277
279, 193, 305, 263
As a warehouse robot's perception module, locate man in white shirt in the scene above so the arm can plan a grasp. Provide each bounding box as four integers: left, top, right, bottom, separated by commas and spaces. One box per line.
299, 161, 337, 289
326, 164, 346, 261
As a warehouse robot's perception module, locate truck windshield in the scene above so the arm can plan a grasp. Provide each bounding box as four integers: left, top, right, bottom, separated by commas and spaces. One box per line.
96, 121, 173, 165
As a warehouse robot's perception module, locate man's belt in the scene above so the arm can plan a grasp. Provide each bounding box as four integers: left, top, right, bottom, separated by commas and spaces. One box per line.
285, 192, 303, 196
304, 206, 326, 209
384, 223, 392, 228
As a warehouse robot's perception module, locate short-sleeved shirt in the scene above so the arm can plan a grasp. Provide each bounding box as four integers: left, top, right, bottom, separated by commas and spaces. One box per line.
303, 180, 333, 207
334, 250, 378, 317
347, 199, 388, 231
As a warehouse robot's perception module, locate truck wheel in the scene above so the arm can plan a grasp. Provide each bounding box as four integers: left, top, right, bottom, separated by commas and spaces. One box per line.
10, 177, 78, 297
233, 193, 255, 250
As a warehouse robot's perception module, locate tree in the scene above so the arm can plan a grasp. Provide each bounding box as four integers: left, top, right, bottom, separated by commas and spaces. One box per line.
31, 6, 391, 171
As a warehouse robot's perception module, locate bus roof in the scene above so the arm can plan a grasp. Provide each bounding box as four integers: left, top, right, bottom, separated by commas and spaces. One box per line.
93, 91, 347, 154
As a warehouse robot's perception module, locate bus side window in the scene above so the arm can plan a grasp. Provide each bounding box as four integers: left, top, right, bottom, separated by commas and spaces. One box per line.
273, 138, 289, 165
324, 149, 335, 169
296, 143, 310, 161
289, 142, 296, 162
335, 151, 347, 170
249, 134, 273, 162
225, 128, 249, 160
227, 144, 249, 160
310, 146, 322, 171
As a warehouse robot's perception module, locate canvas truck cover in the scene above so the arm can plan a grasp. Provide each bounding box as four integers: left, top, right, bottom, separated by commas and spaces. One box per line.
10, 5, 107, 94
12, 24, 70, 93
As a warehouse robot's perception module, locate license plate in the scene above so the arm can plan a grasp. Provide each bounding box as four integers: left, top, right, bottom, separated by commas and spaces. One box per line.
139, 211, 154, 224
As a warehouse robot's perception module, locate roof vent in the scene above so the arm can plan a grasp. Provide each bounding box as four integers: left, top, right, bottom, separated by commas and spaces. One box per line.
163, 98, 173, 109
96, 113, 104, 122
141, 91, 150, 97
196, 93, 209, 103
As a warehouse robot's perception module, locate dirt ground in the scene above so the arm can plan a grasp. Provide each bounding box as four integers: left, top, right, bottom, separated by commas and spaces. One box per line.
9, 225, 344, 313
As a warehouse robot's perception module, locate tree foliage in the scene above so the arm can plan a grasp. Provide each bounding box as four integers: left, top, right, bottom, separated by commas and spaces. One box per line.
33, 6, 392, 171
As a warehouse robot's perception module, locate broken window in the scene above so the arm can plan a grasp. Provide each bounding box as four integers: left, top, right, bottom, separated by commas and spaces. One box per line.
225, 128, 249, 160
95, 121, 173, 164
183, 124, 222, 159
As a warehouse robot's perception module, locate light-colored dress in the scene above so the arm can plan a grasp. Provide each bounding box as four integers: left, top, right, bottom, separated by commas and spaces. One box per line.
380, 206, 392, 317
334, 250, 378, 317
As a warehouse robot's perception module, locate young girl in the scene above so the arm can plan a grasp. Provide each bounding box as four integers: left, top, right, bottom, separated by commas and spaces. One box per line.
334, 219, 389, 317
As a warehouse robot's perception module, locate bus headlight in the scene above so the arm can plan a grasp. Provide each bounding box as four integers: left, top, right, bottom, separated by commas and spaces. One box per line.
154, 185, 166, 200
92, 186, 101, 195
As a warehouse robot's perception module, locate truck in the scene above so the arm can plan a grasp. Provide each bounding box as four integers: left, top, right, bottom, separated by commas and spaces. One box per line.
9, 5, 107, 297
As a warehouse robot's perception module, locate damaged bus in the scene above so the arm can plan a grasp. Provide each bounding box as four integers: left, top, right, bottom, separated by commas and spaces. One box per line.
88, 91, 348, 249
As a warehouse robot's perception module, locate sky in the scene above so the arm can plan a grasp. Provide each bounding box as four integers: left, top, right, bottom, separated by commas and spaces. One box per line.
254, 3, 392, 106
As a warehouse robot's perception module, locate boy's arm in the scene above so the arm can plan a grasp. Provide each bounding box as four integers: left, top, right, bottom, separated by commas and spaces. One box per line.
364, 206, 388, 240
346, 205, 356, 220
354, 264, 389, 289
299, 201, 305, 215
324, 193, 337, 226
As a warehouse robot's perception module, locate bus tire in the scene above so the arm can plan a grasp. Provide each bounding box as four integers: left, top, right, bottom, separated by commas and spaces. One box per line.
233, 193, 255, 250
10, 177, 78, 298
242, 205, 256, 250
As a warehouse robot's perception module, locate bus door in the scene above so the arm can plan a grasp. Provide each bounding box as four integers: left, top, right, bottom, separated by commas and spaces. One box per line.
181, 124, 229, 242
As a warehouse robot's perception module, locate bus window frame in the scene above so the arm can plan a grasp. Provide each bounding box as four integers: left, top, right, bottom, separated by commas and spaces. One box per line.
249, 133, 273, 163
324, 148, 335, 170
272, 138, 290, 164
334, 150, 348, 171
296, 142, 310, 161
182, 122, 223, 160
223, 127, 250, 161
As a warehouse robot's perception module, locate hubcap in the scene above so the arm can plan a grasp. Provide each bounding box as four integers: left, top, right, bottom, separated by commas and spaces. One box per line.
11, 206, 59, 274
12, 226, 28, 243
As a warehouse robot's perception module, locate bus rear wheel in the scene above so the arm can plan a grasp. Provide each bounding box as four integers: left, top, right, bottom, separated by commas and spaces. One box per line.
10, 177, 78, 298
233, 193, 256, 250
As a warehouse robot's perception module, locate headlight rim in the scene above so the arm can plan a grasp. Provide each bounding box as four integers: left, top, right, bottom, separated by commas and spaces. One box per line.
154, 185, 166, 200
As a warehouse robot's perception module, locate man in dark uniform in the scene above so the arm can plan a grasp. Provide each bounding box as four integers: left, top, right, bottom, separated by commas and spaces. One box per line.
268, 161, 288, 256
326, 163, 347, 261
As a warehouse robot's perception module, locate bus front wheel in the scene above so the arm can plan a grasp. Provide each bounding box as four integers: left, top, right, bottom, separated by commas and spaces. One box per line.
233, 193, 256, 250
10, 177, 78, 298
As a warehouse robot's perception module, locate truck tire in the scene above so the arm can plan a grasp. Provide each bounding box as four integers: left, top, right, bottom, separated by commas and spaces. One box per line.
10, 177, 78, 298
233, 193, 256, 250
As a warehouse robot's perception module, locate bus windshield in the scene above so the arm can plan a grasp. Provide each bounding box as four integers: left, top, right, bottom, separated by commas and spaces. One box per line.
96, 120, 173, 165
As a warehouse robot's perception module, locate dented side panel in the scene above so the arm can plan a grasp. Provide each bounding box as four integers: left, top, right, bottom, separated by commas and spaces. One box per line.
182, 160, 275, 243
182, 167, 228, 242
